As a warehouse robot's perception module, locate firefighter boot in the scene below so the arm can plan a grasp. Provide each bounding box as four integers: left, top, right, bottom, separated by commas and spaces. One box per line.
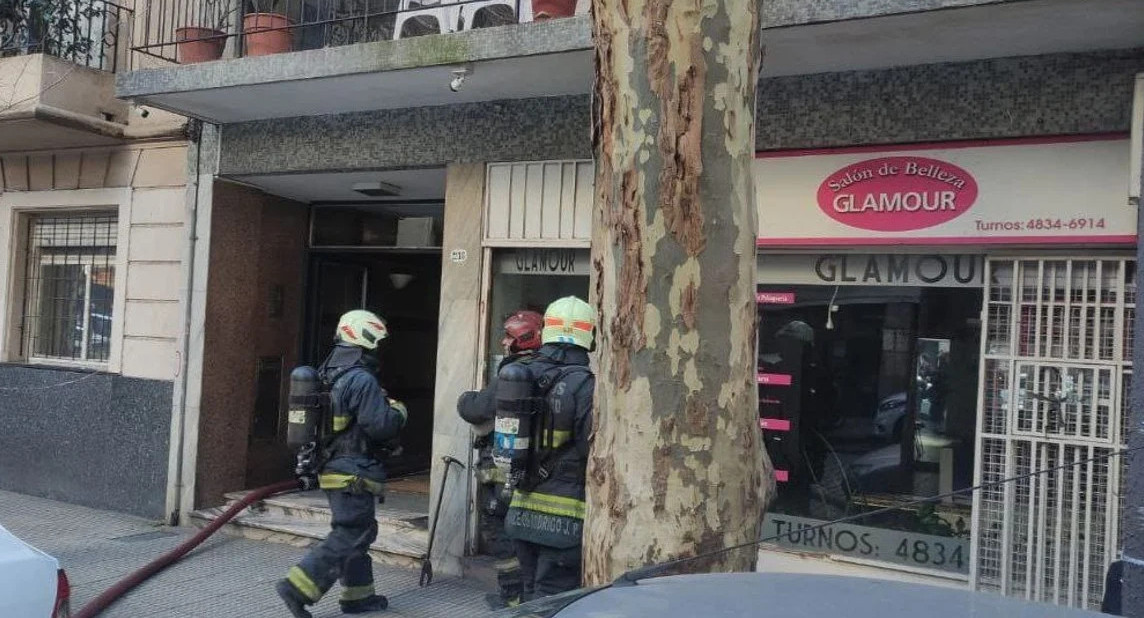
340, 594, 389, 614
275, 580, 314, 618
486, 592, 524, 610
487, 557, 522, 609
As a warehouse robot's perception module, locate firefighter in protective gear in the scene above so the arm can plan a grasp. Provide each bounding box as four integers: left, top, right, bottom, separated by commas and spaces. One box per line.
276, 310, 408, 618
501, 296, 596, 601
456, 310, 544, 608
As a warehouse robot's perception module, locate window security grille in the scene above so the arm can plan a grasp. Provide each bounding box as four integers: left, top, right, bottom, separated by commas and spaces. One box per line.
21, 213, 117, 363
972, 258, 1135, 610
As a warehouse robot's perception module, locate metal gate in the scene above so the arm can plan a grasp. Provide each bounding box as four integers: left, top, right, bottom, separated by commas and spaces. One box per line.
971, 258, 1135, 609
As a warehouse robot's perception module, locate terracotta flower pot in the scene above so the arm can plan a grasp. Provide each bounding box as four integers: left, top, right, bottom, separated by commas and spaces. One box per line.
531, 0, 576, 20
243, 13, 293, 57
175, 27, 225, 63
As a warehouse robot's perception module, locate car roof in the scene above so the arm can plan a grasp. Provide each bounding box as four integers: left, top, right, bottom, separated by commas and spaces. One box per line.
561, 573, 1105, 617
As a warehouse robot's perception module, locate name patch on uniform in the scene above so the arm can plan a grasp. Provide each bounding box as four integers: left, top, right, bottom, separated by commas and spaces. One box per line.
507, 509, 583, 538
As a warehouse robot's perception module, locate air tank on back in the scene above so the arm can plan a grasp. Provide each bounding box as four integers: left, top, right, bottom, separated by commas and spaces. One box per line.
287, 365, 323, 449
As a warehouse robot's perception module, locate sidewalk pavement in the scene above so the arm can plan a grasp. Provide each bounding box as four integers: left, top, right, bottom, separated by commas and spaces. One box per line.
0, 490, 496, 618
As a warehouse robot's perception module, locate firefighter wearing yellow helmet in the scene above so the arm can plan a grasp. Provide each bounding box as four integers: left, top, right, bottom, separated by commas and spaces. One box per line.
494, 296, 596, 603
541, 296, 596, 350
278, 309, 407, 618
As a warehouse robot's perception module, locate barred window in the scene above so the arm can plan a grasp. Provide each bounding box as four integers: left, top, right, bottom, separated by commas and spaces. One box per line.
21, 213, 117, 363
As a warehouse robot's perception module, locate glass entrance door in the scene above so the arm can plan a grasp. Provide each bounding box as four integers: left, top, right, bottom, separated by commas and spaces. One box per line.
307, 259, 368, 363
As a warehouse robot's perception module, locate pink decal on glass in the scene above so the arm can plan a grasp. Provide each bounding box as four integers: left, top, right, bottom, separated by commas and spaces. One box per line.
758, 373, 792, 386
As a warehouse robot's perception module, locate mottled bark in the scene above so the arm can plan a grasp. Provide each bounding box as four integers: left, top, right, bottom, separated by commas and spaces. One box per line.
584, 0, 773, 585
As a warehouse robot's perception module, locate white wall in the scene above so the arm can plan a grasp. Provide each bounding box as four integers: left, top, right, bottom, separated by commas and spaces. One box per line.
485, 160, 593, 246
0, 143, 188, 379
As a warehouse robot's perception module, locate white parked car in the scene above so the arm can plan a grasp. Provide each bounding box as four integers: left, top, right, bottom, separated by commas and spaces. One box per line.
872, 390, 936, 441
0, 523, 71, 617
871, 391, 910, 440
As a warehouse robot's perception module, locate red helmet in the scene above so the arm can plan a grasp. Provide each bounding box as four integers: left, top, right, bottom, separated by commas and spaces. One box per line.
502, 310, 544, 353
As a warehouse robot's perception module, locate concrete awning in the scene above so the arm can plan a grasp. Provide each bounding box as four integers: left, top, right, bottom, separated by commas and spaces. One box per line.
117, 18, 594, 124
1, 54, 128, 151
762, 0, 1144, 78
116, 0, 1144, 125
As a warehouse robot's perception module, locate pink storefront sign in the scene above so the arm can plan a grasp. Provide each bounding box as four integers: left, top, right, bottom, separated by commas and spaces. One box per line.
816, 156, 979, 232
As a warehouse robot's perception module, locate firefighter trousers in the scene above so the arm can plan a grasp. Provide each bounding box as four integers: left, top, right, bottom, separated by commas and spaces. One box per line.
513, 539, 582, 602
286, 490, 379, 604
481, 512, 521, 605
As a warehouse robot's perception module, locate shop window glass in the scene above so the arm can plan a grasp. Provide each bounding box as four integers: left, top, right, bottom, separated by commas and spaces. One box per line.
486, 248, 589, 381
758, 283, 982, 575
475, 247, 589, 557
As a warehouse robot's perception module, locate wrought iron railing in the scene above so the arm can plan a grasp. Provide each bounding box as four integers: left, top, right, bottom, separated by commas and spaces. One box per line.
0, 0, 132, 72
130, 0, 556, 64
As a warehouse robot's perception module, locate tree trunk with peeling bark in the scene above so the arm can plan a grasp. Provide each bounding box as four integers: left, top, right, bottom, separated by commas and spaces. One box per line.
583, 0, 773, 585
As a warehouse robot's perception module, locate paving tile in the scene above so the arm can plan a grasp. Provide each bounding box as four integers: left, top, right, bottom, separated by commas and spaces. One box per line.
0, 489, 495, 618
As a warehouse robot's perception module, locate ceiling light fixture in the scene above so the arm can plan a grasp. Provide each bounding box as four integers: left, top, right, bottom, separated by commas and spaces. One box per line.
389, 273, 415, 289
351, 181, 402, 197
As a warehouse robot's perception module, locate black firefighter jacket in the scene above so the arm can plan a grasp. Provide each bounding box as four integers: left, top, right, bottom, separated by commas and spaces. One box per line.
318, 344, 407, 493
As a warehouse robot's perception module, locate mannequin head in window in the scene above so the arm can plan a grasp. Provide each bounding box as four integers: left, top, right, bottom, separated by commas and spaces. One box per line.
761, 318, 813, 366
776, 319, 815, 346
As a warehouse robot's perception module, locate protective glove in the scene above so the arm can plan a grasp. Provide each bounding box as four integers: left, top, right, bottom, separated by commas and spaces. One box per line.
388, 398, 408, 426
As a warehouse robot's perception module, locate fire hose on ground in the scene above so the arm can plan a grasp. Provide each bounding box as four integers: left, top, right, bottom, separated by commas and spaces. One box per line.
74, 479, 302, 618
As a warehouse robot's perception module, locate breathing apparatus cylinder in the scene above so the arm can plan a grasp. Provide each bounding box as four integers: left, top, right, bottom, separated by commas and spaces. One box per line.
492, 361, 536, 505
287, 365, 323, 450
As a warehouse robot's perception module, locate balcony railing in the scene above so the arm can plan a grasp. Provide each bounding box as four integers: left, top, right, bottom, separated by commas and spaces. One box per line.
130, 0, 567, 64
0, 0, 132, 71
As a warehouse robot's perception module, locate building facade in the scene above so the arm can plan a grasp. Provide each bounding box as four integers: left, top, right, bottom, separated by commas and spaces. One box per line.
108, 0, 1143, 610
0, 0, 192, 518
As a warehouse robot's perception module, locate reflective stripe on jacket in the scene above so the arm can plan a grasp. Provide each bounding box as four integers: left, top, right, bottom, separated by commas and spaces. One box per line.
317, 472, 385, 495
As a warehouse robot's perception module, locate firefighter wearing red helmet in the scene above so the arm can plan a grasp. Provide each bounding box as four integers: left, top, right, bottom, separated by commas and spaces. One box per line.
459, 310, 545, 430
502, 310, 544, 357
456, 309, 543, 608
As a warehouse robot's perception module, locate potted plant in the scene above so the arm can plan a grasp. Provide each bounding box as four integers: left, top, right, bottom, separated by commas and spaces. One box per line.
175, 0, 235, 63
531, 0, 577, 20
243, 0, 294, 57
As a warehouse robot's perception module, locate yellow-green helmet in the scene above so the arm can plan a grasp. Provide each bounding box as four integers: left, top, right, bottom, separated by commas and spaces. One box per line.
542, 296, 596, 349
336, 309, 389, 350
